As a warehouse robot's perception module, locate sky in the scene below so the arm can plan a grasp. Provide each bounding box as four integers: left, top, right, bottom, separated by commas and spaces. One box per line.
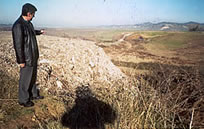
0, 0, 204, 27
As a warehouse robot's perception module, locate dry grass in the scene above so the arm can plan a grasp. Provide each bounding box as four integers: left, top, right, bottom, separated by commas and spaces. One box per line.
92, 66, 203, 129
37, 65, 203, 129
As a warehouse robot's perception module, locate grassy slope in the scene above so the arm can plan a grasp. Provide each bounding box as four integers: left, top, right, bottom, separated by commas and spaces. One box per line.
1, 30, 204, 128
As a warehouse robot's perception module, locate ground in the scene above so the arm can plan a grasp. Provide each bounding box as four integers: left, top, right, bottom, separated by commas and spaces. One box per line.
0, 29, 204, 128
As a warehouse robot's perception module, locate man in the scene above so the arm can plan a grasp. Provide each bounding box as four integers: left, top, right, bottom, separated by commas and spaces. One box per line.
12, 3, 44, 107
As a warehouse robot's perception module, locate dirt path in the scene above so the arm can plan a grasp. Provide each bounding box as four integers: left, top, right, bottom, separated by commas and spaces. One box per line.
97, 32, 204, 77
118, 32, 134, 42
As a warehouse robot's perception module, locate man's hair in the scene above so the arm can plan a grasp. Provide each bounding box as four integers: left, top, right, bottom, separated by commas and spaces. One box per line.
22, 3, 37, 16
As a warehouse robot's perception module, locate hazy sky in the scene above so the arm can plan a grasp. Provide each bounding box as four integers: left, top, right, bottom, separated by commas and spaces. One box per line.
0, 0, 204, 27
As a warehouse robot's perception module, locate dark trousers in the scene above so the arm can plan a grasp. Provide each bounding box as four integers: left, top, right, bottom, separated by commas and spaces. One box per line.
19, 64, 38, 103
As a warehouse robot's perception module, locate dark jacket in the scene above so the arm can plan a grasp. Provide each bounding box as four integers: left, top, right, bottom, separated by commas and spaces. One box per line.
12, 16, 42, 66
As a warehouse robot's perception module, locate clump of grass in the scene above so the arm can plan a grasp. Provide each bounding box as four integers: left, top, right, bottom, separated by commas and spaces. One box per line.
137, 66, 203, 128
33, 65, 203, 129
91, 75, 169, 129
87, 66, 202, 129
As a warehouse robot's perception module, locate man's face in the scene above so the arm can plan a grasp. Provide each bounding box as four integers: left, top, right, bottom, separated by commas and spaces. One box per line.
27, 12, 35, 21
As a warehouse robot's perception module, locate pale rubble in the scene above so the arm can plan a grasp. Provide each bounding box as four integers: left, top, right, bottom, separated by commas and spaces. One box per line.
37, 35, 128, 91
0, 32, 128, 94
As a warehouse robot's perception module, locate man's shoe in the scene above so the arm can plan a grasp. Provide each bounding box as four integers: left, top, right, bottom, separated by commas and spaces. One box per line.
31, 96, 44, 100
19, 101, 34, 107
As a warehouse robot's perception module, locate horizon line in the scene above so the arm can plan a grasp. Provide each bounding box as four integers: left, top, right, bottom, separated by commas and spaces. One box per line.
0, 21, 203, 28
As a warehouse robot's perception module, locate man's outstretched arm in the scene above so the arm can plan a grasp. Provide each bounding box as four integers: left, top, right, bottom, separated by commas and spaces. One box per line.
35, 29, 44, 35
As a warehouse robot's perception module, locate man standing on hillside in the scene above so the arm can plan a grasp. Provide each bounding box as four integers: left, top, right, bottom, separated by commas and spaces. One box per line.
12, 3, 44, 107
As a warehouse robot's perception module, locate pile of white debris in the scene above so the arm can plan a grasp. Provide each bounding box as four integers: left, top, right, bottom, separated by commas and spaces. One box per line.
37, 35, 127, 92
0, 31, 128, 95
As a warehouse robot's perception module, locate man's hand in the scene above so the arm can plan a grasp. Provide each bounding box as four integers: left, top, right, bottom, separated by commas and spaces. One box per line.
40, 29, 45, 34
20, 63, 25, 68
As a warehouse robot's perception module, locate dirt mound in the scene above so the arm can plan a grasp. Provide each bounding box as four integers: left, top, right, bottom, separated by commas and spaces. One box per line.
36, 35, 127, 92
124, 34, 144, 43
0, 31, 127, 96
0, 32, 19, 99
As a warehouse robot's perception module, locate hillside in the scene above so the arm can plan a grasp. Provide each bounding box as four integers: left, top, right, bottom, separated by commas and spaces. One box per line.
103, 22, 204, 31
1, 21, 204, 31
0, 30, 204, 128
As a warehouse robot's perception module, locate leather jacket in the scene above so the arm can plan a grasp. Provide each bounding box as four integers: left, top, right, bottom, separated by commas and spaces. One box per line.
12, 16, 42, 66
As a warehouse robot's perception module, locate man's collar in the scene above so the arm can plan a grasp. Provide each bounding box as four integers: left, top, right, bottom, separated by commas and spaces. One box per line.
21, 15, 27, 21
20, 15, 32, 25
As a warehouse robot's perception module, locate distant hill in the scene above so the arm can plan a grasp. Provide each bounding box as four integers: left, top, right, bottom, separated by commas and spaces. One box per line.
0, 24, 12, 27
1, 22, 204, 31
0, 24, 12, 31
100, 22, 204, 31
